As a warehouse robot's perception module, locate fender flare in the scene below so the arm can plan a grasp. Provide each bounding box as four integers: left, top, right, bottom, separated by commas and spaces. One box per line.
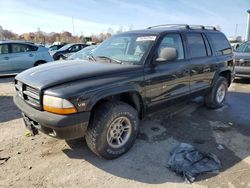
212, 67, 232, 87
85, 84, 144, 112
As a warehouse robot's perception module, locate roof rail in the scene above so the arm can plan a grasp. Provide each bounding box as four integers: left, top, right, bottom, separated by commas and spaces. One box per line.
147, 24, 189, 29
147, 24, 217, 30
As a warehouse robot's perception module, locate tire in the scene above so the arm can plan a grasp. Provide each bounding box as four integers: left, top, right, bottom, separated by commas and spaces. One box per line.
34, 61, 46, 66
205, 76, 228, 109
85, 101, 139, 159
59, 56, 64, 60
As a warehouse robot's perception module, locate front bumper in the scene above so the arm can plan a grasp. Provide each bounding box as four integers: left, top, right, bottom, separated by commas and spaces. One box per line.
235, 66, 250, 78
14, 95, 90, 140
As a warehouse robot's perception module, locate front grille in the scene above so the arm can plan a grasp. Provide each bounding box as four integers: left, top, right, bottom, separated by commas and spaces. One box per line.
235, 59, 250, 67
15, 80, 41, 109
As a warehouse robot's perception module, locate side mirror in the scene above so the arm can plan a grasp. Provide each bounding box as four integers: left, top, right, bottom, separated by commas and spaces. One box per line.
156, 47, 177, 62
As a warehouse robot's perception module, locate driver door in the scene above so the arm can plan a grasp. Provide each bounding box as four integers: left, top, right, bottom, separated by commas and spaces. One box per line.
144, 33, 191, 112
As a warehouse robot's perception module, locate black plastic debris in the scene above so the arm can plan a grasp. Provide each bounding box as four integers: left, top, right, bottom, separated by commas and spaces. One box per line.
167, 143, 221, 183
0, 156, 10, 165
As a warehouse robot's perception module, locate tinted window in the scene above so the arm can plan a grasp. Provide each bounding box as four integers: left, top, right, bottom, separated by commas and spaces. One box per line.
157, 34, 184, 60
202, 34, 212, 56
207, 32, 231, 55
186, 33, 207, 58
0, 44, 9, 54
11, 44, 36, 53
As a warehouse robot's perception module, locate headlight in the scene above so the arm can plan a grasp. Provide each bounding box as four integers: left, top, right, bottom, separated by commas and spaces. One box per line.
43, 95, 77, 115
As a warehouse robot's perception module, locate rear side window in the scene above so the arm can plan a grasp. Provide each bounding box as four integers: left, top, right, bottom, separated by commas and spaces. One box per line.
186, 33, 207, 58
0, 44, 9, 54
207, 32, 232, 55
11, 44, 37, 53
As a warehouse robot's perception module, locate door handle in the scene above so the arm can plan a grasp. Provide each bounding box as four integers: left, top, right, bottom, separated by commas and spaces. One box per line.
4, 57, 9, 60
29, 54, 34, 57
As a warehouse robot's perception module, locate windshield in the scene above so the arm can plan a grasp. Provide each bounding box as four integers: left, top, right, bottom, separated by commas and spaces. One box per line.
235, 42, 250, 53
67, 45, 96, 60
91, 34, 157, 64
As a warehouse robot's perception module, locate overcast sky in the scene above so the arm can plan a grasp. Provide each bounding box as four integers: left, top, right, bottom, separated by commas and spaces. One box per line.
0, 0, 249, 39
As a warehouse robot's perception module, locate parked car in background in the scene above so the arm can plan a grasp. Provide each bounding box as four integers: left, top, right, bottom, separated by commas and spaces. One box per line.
234, 41, 250, 78
51, 43, 89, 60
0, 41, 53, 75
67, 45, 97, 60
49, 43, 67, 52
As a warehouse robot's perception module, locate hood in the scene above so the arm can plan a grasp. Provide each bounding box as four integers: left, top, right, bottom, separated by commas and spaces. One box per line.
15, 60, 141, 90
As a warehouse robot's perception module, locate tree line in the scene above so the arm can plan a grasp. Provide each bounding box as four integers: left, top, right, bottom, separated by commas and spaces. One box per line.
0, 25, 115, 44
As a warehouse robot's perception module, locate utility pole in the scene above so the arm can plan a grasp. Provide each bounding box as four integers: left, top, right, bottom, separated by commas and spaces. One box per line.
72, 17, 75, 36
234, 24, 238, 37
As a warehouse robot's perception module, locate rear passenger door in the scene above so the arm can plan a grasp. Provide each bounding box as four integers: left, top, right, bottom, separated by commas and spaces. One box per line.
185, 32, 217, 94
10, 43, 37, 72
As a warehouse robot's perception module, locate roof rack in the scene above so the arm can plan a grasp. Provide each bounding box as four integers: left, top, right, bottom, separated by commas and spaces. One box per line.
147, 24, 217, 30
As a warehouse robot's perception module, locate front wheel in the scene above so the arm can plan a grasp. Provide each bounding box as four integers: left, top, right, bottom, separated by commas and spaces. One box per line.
205, 76, 228, 109
85, 101, 139, 159
59, 56, 64, 60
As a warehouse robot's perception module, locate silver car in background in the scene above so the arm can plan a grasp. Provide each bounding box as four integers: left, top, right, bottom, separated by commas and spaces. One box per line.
234, 41, 250, 78
0, 41, 53, 75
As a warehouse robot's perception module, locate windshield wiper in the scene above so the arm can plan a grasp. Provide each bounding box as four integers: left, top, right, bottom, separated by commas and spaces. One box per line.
95, 56, 122, 64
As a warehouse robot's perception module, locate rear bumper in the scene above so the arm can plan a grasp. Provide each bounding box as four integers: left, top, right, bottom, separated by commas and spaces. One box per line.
14, 95, 90, 140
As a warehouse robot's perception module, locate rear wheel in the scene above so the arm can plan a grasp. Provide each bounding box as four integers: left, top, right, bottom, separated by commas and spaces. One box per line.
205, 76, 228, 109
34, 61, 46, 66
85, 101, 139, 159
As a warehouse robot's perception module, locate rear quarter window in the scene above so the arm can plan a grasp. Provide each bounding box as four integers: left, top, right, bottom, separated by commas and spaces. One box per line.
207, 32, 232, 55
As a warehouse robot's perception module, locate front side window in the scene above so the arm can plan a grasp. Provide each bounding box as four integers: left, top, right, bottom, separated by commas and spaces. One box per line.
11, 44, 34, 53
0, 44, 9, 54
157, 34, 184, 60
91, 34, 156, 64
186, 33, 207, 58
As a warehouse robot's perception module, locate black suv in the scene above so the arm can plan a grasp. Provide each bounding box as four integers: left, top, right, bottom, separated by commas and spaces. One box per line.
14, 24, 234, 159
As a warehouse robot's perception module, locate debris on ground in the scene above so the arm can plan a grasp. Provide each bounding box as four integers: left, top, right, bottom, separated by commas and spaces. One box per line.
217, 144, 225, 150
167, 143, 221, 183
24, 131, 33, 137
209, 121, 232, 132
0, 156, 10, 165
